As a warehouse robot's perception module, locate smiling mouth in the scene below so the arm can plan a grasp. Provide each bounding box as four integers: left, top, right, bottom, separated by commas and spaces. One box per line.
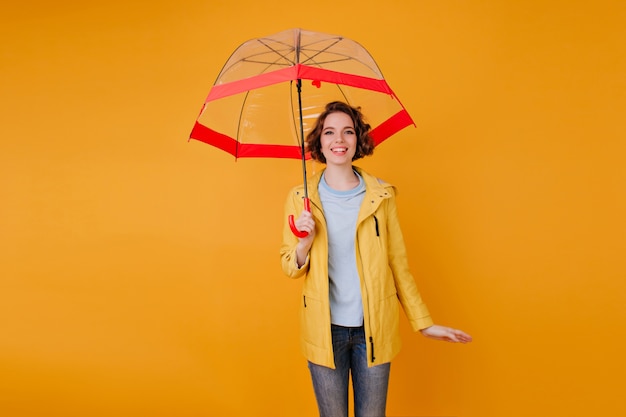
331, 147, 348, 154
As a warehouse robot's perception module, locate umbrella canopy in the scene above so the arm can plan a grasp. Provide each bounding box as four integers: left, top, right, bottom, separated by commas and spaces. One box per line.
189, 28, 414, 159
189, 28, 415, 237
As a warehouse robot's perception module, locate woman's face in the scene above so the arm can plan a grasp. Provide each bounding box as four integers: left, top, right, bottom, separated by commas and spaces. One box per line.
319, 111, 357, 166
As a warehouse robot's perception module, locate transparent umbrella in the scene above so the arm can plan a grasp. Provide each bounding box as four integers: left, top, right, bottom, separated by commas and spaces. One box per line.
189, 28, 414, 235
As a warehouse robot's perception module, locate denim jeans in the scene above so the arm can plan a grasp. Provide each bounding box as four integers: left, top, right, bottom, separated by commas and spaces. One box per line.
308, 324, 391, 417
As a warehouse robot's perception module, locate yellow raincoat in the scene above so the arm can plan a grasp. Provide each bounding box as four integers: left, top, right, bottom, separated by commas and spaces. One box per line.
280, 167, 434, 368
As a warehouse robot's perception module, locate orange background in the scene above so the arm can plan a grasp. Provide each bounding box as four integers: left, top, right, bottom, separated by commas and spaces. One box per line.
2, 1, 625, 416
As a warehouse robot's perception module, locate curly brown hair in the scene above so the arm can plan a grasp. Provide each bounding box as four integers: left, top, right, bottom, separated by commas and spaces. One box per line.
305, 101, 375, 163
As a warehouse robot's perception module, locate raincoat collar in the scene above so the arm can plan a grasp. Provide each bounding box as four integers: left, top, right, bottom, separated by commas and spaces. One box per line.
305, 166, 394, 221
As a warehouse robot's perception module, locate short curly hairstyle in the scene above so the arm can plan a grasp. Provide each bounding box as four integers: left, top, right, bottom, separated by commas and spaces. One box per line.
305, 101, 375, 163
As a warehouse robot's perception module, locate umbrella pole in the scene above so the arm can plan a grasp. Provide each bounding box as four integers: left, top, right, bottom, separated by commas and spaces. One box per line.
296, 79, 308, 200
287, 79, 311, 238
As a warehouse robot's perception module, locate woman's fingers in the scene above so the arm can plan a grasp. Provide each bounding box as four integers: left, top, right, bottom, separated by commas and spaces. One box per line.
451, 328, 472, 343
295, 211, 315, 233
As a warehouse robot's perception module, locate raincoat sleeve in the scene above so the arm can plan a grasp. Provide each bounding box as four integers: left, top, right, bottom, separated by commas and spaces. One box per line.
280, 189, 309, 278
385, 188, 434, 331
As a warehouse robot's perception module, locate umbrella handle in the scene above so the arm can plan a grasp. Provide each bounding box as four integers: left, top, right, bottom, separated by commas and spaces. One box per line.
288, 198, 311, 238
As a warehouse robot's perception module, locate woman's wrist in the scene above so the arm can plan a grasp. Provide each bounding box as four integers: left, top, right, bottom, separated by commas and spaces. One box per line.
296, 242, 311, 267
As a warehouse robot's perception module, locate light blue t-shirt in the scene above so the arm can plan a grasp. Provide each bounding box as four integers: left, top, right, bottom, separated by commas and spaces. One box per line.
319, 171, 366, 327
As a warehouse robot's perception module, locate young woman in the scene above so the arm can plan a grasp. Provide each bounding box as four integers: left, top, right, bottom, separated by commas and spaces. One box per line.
280, 101, 472, 417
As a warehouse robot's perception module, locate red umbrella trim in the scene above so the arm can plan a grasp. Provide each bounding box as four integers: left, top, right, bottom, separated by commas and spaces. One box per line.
189, 108, 414, 160
205, 64, 394, 102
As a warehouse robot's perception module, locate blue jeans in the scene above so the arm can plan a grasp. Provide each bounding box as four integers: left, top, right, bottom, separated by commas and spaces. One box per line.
308, 324, 391, 417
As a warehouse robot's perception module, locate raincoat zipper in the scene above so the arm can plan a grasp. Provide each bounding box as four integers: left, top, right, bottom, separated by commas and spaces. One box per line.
357, 211, 378, 364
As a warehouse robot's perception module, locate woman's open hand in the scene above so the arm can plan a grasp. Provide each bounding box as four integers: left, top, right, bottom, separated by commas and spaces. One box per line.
420, 325, 473, 343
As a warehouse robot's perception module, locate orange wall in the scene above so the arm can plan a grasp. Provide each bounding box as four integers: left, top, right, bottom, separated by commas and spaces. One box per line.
2, 1, 625, 416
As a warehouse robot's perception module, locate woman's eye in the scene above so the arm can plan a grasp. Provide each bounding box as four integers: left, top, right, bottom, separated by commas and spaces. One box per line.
345, 130, 355, 135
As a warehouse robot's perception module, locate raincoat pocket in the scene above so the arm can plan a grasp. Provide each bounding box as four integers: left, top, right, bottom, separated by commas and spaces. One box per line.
370, 291, 400, 339
300, 293, 326, 348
